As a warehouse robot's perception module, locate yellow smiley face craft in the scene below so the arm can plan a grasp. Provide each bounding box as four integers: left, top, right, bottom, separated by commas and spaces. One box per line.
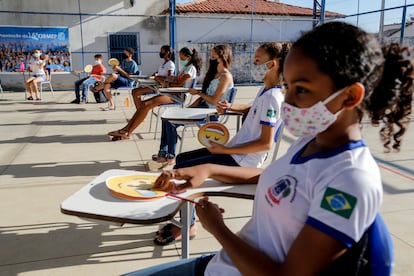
197, 123, 230, 147
108, 58, 120, 67
106, 175, 167, 200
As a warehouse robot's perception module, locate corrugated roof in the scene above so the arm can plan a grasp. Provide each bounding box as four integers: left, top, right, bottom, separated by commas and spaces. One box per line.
171, 0, 341, 17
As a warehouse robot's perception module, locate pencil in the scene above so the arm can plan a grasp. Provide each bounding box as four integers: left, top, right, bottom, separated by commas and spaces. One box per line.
166, 193, 201, 206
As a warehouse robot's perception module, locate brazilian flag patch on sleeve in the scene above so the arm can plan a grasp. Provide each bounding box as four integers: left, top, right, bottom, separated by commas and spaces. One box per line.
266, 109, 276, 118
320, 187, 357, 219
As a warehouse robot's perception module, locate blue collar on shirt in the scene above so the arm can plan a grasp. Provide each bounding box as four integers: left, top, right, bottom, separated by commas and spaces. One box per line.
259, 85, 281, 97
291, 139, 366, 164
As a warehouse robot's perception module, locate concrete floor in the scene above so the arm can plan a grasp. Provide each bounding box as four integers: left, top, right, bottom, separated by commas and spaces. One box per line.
0, 88, 413, 275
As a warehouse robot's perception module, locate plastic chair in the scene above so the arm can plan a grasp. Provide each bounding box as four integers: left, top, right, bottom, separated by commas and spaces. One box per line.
368, 214, 394, 276
39, 68, 54, 97
150, 78, 198, 139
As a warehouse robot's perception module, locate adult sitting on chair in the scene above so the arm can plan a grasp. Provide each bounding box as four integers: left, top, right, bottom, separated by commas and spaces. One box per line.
95, 47, 139, 111
107, 47, 201, 140
131, 45, 175, 109
25, 49, 48, 101
71, 54, 106, 104
153, 42, 290, 246
150, 44, 234, 167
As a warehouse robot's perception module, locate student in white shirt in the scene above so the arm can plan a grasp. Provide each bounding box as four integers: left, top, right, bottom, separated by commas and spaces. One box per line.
124, 21, 414, 276
131, 45, 176, 109
108, 47, 201, 140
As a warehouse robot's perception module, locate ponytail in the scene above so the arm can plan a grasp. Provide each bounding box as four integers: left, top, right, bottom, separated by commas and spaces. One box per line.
179, 47, 202, 76
366, 43, 414, 152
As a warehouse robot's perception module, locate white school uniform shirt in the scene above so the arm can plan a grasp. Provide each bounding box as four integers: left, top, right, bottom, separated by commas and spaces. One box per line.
226, 86, 284, 168
30, 58, 45, 75
205, 136, 383, 276
157, 60, 175, 77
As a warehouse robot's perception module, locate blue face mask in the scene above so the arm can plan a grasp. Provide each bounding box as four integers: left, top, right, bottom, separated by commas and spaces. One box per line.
179, 59, 189, 70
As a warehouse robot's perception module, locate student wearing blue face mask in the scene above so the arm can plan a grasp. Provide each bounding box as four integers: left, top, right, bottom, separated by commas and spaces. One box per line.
127, 22, 413, 275
108, 47, 201, 140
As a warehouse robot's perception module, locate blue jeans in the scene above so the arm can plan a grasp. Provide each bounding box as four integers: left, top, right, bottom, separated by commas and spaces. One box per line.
157, 104, 210, 159
74, 77, 97, 100
158, 121, 180, 159
122, 255, 214, 276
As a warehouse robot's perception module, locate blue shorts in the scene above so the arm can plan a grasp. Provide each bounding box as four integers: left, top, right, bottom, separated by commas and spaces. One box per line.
111, 75, 133, 88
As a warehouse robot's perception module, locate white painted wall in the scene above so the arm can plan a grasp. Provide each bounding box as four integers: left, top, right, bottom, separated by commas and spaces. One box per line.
0, 0, 313, 88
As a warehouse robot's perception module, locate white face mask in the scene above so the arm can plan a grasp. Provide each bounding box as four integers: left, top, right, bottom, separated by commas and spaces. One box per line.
95, 59, 101, 64
251, 60, 271, 82
281, 87, 345, 137
33, 53, 41, 58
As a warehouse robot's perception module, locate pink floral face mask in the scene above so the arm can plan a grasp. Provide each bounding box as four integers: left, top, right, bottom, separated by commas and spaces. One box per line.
281, 88, 345, 137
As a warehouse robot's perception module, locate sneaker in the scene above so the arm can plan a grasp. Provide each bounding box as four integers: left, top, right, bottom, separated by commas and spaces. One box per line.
27, 96, 34, 100
81, 99, 87, 104
35, 98, 41, 101
71, 99, 80, 104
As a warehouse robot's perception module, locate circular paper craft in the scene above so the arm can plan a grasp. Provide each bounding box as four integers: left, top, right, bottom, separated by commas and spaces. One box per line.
197, 122, 230, 147
106, 174, 167, 200
108, 58, 120, 67
84, 64, 93, 73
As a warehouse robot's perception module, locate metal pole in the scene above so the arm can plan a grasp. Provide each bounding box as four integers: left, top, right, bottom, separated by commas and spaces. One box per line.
169, 0, 176, 62
249, 0, 254, 84
379, 0, 385, 42
320, 0, 326, 24
77, 0, 85, 70
400, 0, 407, 44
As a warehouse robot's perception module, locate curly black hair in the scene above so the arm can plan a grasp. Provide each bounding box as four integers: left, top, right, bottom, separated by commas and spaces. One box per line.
293, 21, 413, 151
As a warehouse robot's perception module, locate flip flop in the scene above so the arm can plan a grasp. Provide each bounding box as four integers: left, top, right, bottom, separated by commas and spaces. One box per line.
108, 129, 129, 138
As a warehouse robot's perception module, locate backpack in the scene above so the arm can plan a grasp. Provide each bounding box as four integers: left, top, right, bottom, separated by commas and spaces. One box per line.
90, 81, 108, 103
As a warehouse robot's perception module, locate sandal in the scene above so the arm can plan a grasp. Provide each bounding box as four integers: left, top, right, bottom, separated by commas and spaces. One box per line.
27, 96, 33, 100
101, 106, 115, 111
111, 136, 130, 141
153, 223, 196, 246
108, 129, 129, 138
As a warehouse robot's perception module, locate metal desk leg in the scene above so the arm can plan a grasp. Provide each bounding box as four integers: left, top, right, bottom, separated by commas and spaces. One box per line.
181, 201, 191, 259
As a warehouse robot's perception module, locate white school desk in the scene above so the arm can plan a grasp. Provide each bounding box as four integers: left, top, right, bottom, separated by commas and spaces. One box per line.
60, 169, 256, 259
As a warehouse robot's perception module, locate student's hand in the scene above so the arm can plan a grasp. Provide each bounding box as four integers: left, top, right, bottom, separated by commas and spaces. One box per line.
216, 100, 231, 115
153, 165, 211, 193
189, 88, 200, 95
195, 196, 225, 235
207, 141, 227, 154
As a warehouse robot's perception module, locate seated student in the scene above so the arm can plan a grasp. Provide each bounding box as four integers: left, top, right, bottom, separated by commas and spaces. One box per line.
94, 47, 139, 111
131, 45, 175, 109
107, 47, 201, 140
150, 44, 234, 167
25, 49, 48, 101
124, 21, 413, 276
71, 54, 106, 104
153, 42, 290, 246
62, 61, 71, 72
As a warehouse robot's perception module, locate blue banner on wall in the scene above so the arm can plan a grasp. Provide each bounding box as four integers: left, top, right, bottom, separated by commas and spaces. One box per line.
0, 26, 71, 72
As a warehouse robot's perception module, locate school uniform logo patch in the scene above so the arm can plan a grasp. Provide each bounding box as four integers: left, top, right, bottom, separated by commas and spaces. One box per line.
266, 175, 297, 205
266, 109, 277, 118
320, 187, 357, 219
